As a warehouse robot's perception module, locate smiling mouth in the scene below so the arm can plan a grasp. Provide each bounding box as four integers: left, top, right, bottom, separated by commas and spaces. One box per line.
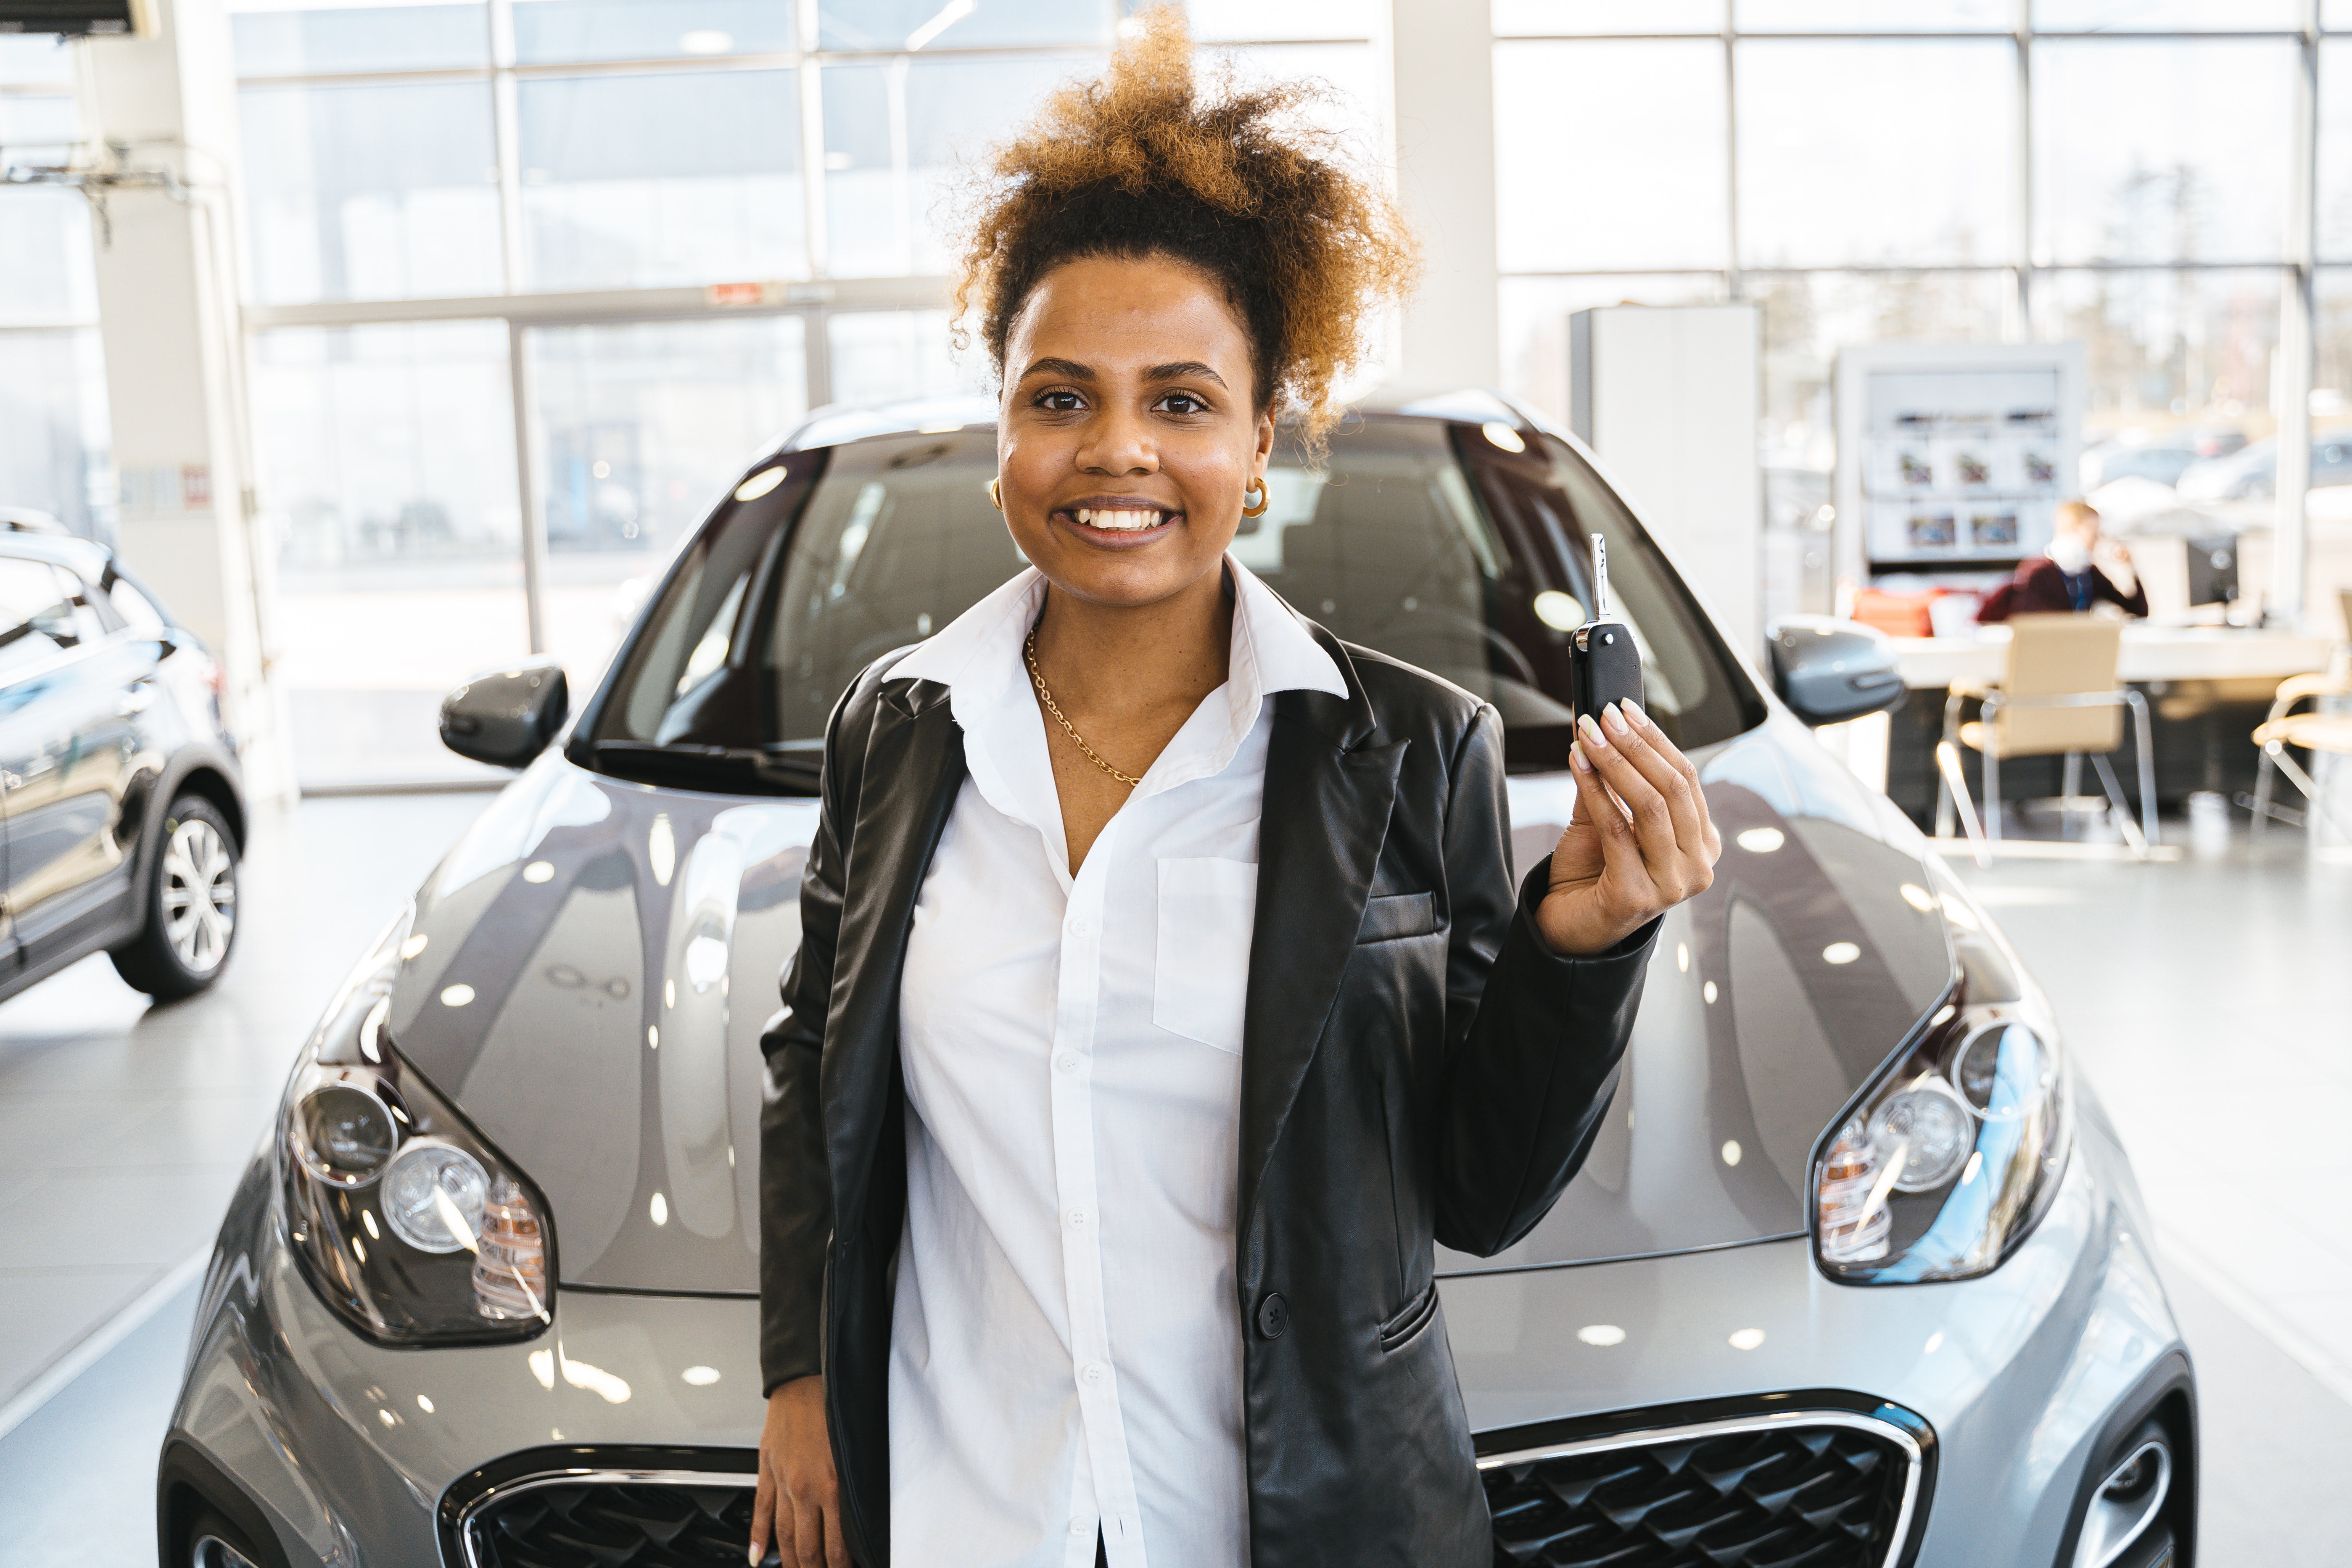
1061, 505, 1177, 534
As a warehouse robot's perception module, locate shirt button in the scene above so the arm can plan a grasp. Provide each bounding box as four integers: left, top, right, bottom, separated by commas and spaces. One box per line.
1066, 1208, 1088, 1228
1069, 1518, 1089, 1536
1055, 1053, 1079, 1073
1256, 1292, 1289, 1340
1081, 1362, 1107, 1385
1069, 917, 1091, 935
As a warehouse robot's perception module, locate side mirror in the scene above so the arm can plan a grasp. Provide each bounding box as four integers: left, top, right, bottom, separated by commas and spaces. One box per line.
441, 661, 569, 767
1766, 615, 1908, 727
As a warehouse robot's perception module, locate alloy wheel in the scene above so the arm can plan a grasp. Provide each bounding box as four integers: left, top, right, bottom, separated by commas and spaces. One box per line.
161, 817, 236, 975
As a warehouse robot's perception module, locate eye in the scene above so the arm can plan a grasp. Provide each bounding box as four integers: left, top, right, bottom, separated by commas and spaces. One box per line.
1034, 389, 1086, 412
1158, 391, 1210, 415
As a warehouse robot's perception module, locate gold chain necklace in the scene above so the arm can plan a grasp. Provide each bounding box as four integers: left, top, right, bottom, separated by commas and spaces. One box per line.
1024, 624, 1141, 788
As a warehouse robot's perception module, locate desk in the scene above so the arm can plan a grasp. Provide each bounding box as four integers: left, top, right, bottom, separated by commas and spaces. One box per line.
1890, 625, 2337, 691
1878, 626, 2339, 825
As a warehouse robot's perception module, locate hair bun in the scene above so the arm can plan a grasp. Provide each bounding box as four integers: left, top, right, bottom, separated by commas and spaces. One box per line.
951, 3, 1421, 450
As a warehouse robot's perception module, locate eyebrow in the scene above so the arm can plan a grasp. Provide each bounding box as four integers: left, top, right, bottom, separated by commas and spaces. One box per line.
1146, 361, 1228, 389
1017, 357, 1096, 383
1014, 357, 1230, 391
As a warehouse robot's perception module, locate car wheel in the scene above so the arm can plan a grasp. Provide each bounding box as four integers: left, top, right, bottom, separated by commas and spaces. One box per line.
184, 1506, 265, 1568
110, 795, 239, 1000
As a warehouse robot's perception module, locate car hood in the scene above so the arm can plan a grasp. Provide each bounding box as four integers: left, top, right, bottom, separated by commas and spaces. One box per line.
385, 716, 1953, 1295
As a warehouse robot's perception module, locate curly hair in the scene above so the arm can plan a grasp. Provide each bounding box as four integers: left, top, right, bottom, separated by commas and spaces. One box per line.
950, 4, 1420, 450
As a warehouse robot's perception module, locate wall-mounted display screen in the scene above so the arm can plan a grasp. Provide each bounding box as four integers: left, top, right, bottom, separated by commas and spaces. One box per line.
0, 0, 146, 36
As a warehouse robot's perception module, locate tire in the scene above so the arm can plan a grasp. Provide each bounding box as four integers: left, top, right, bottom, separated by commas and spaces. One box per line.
110, 793, 239, 1000
183, 1506, 266, 1568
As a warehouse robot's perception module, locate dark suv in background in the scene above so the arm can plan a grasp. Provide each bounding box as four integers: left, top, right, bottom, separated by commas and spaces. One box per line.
0, 528, 245, 1002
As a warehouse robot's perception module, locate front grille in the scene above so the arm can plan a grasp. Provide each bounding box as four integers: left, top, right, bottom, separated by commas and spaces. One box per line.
465, 1480, 753, 1568
1484, 1420, 1916, 1568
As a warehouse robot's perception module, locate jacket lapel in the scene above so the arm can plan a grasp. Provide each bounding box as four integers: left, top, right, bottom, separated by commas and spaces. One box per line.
1237, 628, 1404, 1230
823, 677, 966, 1216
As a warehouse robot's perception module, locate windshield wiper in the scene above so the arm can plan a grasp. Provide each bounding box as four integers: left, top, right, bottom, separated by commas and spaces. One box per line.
588, 740, 822, 797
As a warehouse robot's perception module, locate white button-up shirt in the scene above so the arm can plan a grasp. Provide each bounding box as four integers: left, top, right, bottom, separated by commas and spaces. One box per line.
887, 560, 1347, 1568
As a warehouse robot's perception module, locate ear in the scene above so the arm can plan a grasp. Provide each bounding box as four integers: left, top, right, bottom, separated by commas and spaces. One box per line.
1252, 407, 1276, 476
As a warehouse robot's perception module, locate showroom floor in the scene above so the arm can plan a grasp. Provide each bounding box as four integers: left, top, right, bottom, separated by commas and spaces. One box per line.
0, 795, 2346, 1564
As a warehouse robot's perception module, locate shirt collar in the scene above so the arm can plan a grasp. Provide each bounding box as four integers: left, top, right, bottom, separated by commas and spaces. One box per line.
890, 556, 1346, 710
889, 555, 1347, 808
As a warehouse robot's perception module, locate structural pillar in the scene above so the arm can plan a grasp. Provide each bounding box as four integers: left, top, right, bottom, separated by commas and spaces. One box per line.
1387, 0, 1500, 391
73, 0, 285, 796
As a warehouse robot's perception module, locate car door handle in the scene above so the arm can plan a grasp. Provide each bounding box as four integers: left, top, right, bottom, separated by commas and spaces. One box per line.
119, 686, 155, 716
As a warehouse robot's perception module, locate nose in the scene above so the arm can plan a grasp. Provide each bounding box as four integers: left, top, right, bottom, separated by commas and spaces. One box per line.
1074, 401, 1159, 478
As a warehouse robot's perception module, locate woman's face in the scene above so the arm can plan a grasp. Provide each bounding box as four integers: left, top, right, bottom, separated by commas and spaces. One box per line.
996, 252, 1273, 612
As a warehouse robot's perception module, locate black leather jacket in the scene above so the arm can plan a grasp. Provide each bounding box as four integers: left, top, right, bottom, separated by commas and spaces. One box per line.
760, 619, 1658, 1567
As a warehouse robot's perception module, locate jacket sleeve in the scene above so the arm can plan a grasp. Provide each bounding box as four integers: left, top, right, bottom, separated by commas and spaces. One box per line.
1431, 704, 1658, 1257
757, 680, 864, 1396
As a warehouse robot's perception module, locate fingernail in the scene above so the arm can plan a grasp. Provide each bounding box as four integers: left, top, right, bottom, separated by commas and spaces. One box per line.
748, 1547, 762, 1565
1603, 702, 1630, 735
1572, 741, 1592, 773
1626, 700, 1652, 728
1579, 713, 1609, 746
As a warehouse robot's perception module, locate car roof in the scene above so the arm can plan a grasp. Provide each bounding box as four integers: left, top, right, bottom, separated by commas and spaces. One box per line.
0, 530, 116, 585
771, 384, 1539, 460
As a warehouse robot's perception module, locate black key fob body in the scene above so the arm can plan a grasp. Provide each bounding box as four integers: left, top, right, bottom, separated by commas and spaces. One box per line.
1568, 532, 1644, 722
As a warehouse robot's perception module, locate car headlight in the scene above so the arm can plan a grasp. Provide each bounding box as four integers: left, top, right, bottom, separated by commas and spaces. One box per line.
1813, 857, 2072, 1284
277, 908, 553, 1342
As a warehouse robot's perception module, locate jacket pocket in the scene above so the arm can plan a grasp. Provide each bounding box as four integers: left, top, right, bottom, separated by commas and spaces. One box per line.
1378, 1280, 1440, 1354
1153, 856, 1258, 1053
1357, 890, 1437, 945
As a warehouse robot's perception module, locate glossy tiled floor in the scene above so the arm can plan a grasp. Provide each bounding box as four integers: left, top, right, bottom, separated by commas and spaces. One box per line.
0, 793, 493, 1416
0, 795, 2347, 1564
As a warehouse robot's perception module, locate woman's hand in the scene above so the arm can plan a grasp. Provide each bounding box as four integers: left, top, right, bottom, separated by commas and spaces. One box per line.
1536, 701, 1720, 956
749, 1376, 849, 1568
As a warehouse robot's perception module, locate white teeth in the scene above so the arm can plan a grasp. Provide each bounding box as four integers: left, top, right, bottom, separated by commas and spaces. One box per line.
1074, 507, 1165, 532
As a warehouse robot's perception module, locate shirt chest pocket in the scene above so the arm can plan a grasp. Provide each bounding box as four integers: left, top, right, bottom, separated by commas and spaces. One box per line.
1154, 857, 1259, 1055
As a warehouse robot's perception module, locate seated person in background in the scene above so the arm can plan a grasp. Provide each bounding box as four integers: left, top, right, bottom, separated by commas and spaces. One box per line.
1976, 500, 2149, 623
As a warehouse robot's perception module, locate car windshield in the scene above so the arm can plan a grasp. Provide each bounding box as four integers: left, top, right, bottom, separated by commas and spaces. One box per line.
582, 415, 1761, 792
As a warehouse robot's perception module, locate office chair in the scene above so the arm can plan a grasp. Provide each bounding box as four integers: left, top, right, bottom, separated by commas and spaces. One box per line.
2247, 588, 2352, 841
1933, 614, 2159, 861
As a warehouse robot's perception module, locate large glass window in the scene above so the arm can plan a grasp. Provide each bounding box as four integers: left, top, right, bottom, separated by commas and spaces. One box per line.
2318, 38, 2352, 262
1737, 0, 2007, 26
2033, 0, 2299, 29
1496, 0, 1723, 34
0, 330, 114, 540
2033, 39, 2295, 266
2032, 268, 2281, 445
1736, 40, 2014, 269
518, 69, 805, 290
1498, 274, 1729, 429
230, 2, 491, 75
828, 309, 978, 406
251, 321, 527, 787
525, 315, 809, 687
512, 0, 799, 64
815, 0, 1109, 51
1494, 41, 1728, 274
240, 81, 504, 304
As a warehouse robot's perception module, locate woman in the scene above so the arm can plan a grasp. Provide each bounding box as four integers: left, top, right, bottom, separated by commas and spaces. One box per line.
749, 14, 1720, 1567
1975, 500, 2148, 621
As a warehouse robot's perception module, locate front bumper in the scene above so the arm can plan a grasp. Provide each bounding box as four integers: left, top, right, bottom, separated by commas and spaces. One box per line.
165, 1103, 2188, 1568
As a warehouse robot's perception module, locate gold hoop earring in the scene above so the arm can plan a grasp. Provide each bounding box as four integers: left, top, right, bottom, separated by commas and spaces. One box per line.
987, 478, 1003, 512
1242, 480, 1270, 519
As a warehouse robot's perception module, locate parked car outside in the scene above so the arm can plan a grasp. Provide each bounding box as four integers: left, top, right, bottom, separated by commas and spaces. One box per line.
2078, 428, 2248, 494
2177, 432, 2352, 501
160, 392, 2191, 1568
0, 530, 243, 1003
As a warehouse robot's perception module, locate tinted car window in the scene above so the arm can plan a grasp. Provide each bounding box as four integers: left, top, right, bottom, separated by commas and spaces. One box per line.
0, 558, 89, 678
584, 417, 1761, 791
104, 571, 166, 635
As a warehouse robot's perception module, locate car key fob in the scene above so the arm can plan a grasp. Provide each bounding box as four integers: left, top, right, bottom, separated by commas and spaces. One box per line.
1568, 532, 1644, 724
